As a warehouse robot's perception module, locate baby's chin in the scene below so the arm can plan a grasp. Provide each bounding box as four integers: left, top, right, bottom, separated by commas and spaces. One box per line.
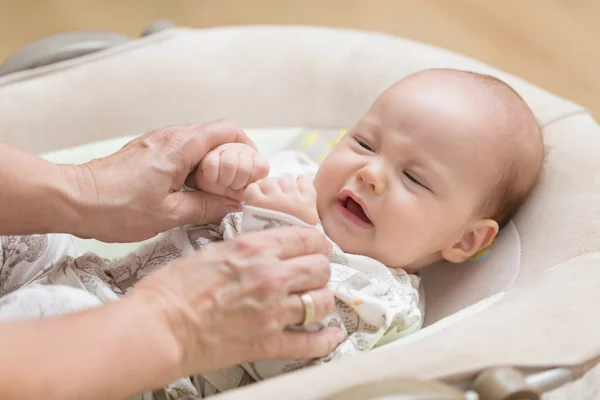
320, 217, 436, 270
320, 216, 380, 261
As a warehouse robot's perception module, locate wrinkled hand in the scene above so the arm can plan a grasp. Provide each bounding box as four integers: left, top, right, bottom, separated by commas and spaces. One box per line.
245, 175, 319, 225
130, 226, 343, 376
189, 143, 270, 202
67, 119, 256, 243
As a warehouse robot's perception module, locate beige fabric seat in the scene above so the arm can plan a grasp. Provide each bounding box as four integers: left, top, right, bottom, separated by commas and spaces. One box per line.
0, 25, 598, 399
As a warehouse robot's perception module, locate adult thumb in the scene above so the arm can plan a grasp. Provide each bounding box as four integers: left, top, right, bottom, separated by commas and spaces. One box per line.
170, 190, 241, 226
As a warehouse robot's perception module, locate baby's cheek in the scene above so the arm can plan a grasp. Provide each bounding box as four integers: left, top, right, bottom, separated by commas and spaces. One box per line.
373, 208, 427, 264
315, 190, 327, 216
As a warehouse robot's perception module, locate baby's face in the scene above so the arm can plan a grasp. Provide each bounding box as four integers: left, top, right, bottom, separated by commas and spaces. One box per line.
313, 74, 504, 271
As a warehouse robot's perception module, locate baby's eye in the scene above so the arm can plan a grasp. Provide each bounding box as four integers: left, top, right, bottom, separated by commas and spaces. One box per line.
404, 172, 430, 191
356, 139, 374, 152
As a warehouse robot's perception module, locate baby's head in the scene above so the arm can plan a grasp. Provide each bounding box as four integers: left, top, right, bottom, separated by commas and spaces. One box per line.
313, 68, 543, 272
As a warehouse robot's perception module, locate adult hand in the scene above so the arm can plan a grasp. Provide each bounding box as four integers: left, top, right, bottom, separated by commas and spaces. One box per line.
66, 119, 255, 243
130, 225, 344, 377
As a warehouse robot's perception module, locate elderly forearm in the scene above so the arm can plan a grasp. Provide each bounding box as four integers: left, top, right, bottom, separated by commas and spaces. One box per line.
0, 143, 83, 236
0, 294, 183, 400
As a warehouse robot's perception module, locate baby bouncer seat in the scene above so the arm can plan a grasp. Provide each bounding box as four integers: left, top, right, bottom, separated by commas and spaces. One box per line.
1, 24, 599, 400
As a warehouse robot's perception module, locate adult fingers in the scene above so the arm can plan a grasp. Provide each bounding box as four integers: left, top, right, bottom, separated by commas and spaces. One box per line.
185, 119, 257, 150
167, 190, 241, 226
280, 254, 331, 293
185, 171, 245, 202
278, 327, 346, 360
281, 288, 336, 326
178, 119, 257, 174
238, 226, 331, 260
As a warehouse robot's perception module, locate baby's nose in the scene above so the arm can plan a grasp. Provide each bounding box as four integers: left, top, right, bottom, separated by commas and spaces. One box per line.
356, 166, 386, 195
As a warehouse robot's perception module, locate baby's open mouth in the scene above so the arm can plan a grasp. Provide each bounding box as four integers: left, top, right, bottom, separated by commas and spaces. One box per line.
341, 196, 372, 224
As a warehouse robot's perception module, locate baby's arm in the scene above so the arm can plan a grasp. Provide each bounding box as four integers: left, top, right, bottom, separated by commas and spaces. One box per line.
244, 176, 319, 226
190, 142, 319, 227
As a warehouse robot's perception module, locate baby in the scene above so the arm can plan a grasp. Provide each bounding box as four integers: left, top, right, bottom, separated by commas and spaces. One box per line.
0, 68, 544, 399
176, 68, 544, 396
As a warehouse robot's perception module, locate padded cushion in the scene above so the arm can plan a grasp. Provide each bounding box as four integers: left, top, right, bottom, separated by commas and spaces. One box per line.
0, 26, 585, 154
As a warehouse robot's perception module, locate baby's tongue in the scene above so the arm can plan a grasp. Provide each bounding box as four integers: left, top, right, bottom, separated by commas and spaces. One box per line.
346, 198, 370, 223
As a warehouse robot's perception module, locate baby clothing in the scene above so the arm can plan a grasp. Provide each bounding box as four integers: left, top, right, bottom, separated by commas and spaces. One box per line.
0, 208, 423, 399
176, 205, 424, 398
0, 150, 424, 399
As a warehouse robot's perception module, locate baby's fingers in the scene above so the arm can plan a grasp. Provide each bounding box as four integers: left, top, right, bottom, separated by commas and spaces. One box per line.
250, 156, 270, 183
218, 150, 239, 187
278, 174, 300, 194
297, 175, 317, 198
277, 327, 346, 361
199, 150, 221, 184
230, 151, 253, 190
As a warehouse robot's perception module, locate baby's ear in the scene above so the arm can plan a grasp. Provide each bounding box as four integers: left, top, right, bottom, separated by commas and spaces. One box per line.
440, 219, 499, 264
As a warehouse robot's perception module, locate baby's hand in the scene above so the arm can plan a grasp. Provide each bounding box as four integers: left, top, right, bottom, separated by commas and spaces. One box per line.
244, 175, 319, 225
192, 143, 270, 201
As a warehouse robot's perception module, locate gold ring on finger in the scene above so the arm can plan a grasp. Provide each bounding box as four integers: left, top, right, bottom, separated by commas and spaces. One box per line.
300, 293, 316, 326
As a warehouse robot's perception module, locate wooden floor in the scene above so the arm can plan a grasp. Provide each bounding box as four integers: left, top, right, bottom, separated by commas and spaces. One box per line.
1, 0, 599, 119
